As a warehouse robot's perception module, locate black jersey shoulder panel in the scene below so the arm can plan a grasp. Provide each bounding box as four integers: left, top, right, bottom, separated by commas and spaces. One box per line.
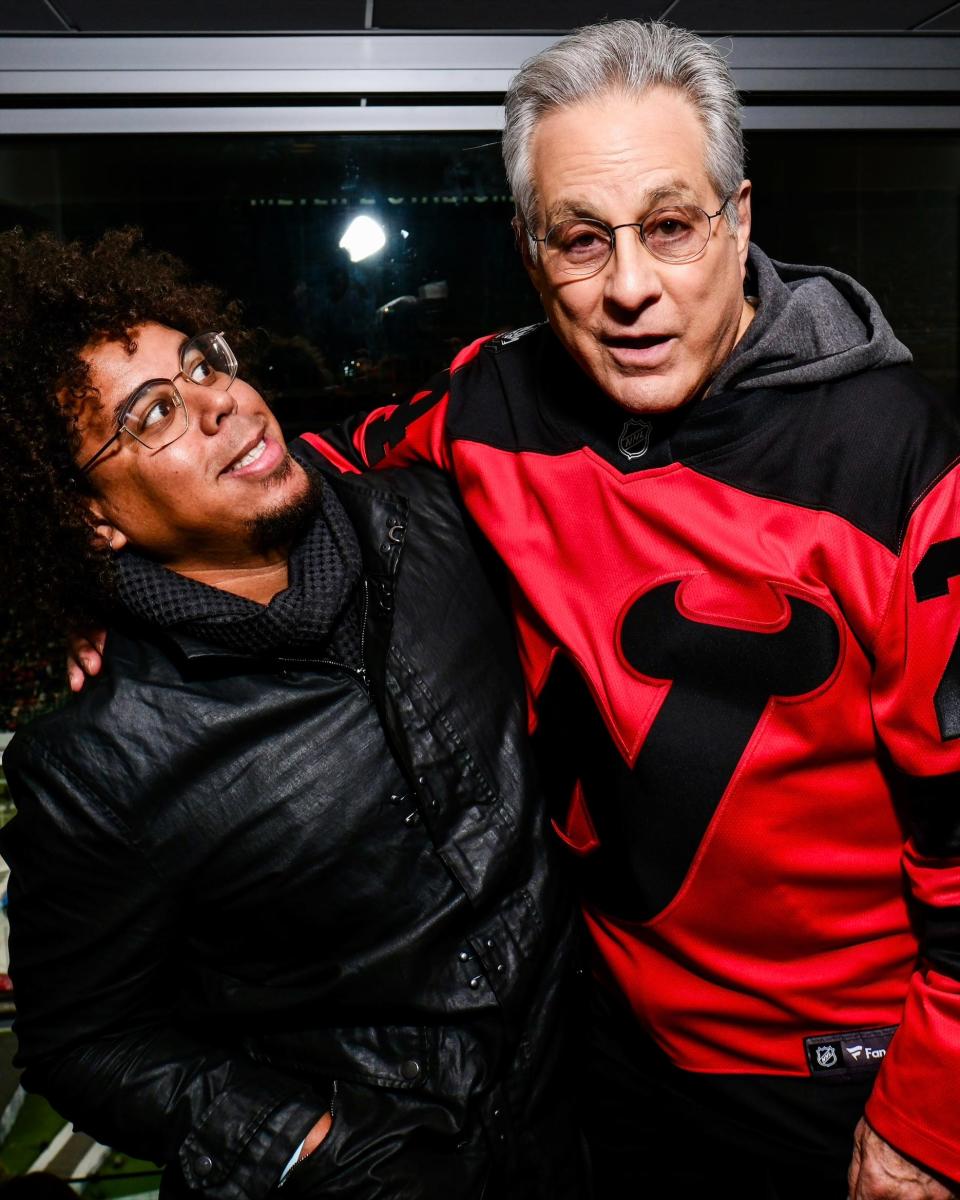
447, 323, 608, 455
687, 366, 960, 555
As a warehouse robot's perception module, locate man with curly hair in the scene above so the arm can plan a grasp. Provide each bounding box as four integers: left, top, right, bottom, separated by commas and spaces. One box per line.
0, 228, 581, 1200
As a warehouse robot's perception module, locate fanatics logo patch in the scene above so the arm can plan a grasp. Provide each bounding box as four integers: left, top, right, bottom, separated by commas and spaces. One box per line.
618, 417, 652, 460
804, 1026, 897, 1082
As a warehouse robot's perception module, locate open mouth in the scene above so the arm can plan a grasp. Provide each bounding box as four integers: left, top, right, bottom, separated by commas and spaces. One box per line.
225, 438, 267, 473
604, 334, 673, 349
602, 333, 676, 368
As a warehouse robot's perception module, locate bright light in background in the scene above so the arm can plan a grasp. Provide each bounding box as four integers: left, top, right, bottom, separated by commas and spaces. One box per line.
339, 215, 386, 262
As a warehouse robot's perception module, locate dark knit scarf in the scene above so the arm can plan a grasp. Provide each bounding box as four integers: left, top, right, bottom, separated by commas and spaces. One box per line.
114, 481, 364, 663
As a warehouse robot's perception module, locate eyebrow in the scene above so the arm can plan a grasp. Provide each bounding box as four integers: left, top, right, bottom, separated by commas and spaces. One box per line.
111, 334, 191, 424
543, 180, 699, 227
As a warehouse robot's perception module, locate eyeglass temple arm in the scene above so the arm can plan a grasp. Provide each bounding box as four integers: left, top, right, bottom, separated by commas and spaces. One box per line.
79, 427, 124, 475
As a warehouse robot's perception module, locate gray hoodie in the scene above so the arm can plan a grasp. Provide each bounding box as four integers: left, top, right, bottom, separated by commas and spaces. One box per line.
711, 244, 912, 395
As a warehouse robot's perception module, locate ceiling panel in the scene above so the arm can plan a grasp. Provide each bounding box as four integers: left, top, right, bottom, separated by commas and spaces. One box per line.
3, 0, 959, 35
56, 0, 367, 32
1, 0, 67, 30
374, 0, 666, 29
670, 0, 949, 30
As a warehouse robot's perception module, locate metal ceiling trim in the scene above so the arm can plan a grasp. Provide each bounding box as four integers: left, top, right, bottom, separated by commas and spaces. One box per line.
0, 104, 507, 131
0, 104, 956, 134
0, 33, 957, 95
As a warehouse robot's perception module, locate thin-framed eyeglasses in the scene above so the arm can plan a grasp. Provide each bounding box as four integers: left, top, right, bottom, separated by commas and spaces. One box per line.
526, 194, 734, 279
79, 331, 238, 474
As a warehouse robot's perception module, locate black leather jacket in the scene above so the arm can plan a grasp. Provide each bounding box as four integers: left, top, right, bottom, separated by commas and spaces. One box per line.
1, 463, 578, 1200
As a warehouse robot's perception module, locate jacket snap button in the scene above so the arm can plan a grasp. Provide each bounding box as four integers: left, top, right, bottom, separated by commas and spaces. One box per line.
469, 975, 484, 989
195, 1155, 214, 1177
400, 1058, 421, 1081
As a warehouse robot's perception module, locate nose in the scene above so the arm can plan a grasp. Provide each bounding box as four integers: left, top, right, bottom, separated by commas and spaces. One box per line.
604, 227, 663, 315
188, 377, 238, 435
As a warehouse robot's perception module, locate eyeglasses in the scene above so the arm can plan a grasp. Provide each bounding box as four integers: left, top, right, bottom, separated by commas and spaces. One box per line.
526, 194, 734, 279
80, 331, 238, 474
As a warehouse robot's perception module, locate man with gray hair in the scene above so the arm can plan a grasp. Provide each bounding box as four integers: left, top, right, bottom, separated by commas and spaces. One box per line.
51, 17, 948, 1200
309, 19, 960, 1199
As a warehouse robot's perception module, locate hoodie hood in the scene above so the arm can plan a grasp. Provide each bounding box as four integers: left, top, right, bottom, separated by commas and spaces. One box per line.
710, 244, 912, 394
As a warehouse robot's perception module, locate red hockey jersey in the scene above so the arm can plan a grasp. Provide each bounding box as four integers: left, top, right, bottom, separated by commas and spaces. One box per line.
305, 317, 960, 1181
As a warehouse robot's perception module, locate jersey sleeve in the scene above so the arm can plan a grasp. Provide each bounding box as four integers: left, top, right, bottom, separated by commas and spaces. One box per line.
866, 460, 960, 1183
299, 335, 494, 475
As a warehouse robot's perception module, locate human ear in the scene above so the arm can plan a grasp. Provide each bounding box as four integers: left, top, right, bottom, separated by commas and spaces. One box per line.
735, 180, 752, 265
85, 497, 129, 553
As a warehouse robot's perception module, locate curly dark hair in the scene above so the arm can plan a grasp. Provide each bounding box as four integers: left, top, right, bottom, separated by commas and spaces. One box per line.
0, 227, 253, 654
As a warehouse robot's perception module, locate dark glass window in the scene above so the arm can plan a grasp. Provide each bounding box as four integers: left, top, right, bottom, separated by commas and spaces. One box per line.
0, 133, 539, 438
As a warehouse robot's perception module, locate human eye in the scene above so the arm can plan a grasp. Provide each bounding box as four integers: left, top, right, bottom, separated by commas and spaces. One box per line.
643, 207, 701, 252
126, 386, 177, 438
549, 220, 611, 266
183, 352, 215, 385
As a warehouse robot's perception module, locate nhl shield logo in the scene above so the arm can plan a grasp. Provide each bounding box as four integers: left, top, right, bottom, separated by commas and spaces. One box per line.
618, 417, 652, 461
816, 1044, 838, 1069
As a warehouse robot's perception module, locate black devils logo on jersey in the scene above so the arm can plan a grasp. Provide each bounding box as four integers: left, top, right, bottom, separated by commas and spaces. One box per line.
913, 537, 960, 741
535, 580, 841, 922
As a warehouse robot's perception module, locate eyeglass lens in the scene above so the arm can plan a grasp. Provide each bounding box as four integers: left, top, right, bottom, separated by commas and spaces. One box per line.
544, 204, 715, 275
121, 332, 237, 449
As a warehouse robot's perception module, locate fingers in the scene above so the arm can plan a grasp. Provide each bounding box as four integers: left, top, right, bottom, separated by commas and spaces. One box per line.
67, 655, 85, 693
66, 628, 107, 691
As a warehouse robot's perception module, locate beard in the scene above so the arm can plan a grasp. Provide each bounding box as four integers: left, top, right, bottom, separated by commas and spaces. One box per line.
245, 458, 326, 556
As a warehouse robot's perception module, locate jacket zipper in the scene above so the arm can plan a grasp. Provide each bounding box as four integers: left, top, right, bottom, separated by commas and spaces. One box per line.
275, 580, 370, 689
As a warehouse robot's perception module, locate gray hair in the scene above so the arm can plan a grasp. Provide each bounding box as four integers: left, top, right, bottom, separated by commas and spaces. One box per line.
502, 20, 745, 237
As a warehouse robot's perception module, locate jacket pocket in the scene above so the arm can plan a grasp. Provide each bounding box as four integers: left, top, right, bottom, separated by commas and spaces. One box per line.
273, 1080, 489, 1200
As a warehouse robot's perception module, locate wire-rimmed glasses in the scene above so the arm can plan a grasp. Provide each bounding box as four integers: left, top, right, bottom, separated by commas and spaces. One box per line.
526, 194, 734, 280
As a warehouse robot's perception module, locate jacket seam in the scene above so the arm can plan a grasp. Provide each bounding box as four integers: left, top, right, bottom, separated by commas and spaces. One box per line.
894, 453, 960, 554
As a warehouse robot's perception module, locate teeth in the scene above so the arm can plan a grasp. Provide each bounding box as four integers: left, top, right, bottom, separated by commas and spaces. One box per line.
231, 439, 266, 471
